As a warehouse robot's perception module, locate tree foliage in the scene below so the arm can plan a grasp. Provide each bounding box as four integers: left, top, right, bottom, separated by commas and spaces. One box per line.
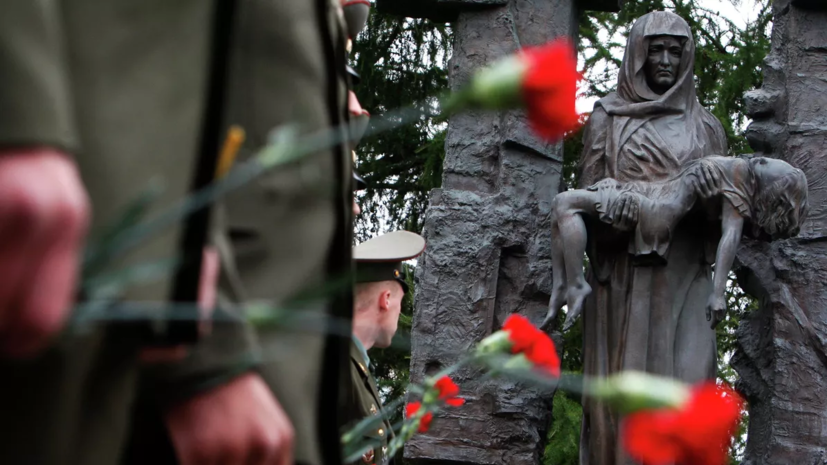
351, 13, 451, 242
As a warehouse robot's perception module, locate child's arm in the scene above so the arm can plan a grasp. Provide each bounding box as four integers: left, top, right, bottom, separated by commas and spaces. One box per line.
707, 199, 745, 328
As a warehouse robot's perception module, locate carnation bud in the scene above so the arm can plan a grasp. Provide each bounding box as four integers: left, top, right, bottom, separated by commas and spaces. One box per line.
588, 371, 691, 414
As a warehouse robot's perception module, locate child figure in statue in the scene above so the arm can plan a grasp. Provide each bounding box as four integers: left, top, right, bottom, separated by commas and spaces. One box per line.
544, 155, 808, 332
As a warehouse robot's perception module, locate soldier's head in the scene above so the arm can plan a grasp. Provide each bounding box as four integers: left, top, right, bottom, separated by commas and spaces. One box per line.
352, 231, 425, 349
354, 279, 405, 348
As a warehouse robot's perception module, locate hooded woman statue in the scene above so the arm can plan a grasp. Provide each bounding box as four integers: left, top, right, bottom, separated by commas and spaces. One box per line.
576, 11, 727, 465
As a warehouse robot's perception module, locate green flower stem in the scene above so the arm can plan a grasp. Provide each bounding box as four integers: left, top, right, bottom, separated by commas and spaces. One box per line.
439, 55, 527, 120
344, 336, 696, 463
82, 104, 435, 277
586, 371, 691, 414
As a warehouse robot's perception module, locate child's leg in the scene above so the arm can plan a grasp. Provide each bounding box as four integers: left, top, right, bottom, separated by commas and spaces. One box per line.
549, 212, 567, 310
555, 192, 595, 325
542, 209, 567, 330
543, 190, 600, 331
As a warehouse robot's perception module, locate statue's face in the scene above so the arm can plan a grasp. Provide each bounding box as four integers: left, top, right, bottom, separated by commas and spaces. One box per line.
645, 35, 683, 95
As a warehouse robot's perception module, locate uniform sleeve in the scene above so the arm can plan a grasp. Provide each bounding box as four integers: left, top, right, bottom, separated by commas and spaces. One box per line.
0, 1, 78, 151
141, 305, 261, 405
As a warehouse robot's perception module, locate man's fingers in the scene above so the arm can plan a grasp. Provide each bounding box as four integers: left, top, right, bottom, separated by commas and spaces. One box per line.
0, 195, 62, 352
5, 230, 82, 357
0, 185, 53, 330
242, 422, 291, 465
271, 398, 295, 465
0, 150, 89, 357
4, 172, 88, 357
274, 427, 294, 465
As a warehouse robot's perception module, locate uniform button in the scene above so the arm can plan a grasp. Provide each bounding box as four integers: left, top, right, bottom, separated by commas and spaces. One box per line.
378, 428, 385, 437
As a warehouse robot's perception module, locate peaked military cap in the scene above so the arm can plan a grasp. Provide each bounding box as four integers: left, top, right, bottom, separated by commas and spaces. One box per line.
354, 231, 426, 293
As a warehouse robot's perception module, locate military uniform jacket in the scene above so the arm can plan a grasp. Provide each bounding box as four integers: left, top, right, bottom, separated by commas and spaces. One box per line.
344, 340, 395, 465
0, 2, 260, 464
0, 1, 350, 465
126, 1, 354, 465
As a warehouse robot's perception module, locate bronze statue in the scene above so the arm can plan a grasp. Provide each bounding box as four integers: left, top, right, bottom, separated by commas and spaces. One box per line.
555, 11, 734, 465
546, 155, 808, 332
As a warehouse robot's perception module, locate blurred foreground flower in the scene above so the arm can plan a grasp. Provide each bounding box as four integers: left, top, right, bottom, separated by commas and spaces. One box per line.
405, 402, 433, 433
434, 376, 466, 407
622, 382, 743, 465
400, 375, 465, 438
443, 38, 581, 142
477, 314, 561, 377
588, 372, 743, 465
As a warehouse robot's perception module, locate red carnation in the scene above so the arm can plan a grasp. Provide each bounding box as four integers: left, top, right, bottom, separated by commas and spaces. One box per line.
519, 39, 581, 141
524, 333, 561, 377
502, 314, 542, 353
405, 401, 434, 433
445, 38, 580, 143
434, 376, 466, 407
501, 314, 561, 377
622, 383, 744, 465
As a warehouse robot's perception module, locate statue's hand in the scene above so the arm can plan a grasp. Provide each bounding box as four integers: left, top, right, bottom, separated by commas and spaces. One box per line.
610, 192, 640, 231
706, 294, 727, 329
690, 160, 722, 199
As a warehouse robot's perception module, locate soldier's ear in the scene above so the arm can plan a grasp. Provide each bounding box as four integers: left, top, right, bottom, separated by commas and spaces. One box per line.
378, 289, 392, 313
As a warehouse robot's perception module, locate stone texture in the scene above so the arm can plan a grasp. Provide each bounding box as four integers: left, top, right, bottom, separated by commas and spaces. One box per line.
402, 1, 577, 463
733, 2, 827, 464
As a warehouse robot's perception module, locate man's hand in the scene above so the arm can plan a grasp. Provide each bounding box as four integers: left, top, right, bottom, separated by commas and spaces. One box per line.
166, 372, 294, 465
0, 148, 90, 358
689, 159, 722, 199
609, 192, 640, 231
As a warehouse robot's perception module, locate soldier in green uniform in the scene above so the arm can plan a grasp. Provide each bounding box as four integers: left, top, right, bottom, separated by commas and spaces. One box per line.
0, 1, 352, 465
124, 0, 357, 464
344, 231, 426, 465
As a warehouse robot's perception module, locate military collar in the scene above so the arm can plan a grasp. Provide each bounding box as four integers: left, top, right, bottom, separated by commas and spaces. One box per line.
352, 335, 371, 369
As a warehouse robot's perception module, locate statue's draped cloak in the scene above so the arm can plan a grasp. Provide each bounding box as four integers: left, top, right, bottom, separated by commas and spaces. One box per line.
576, 12, 728, 465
